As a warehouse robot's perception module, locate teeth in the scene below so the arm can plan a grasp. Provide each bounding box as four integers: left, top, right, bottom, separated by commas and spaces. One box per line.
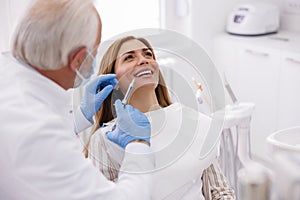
135, 70, 152, 77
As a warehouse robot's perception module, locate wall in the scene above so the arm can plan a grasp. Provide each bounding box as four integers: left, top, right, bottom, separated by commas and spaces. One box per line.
160, 0, 242, 55
275, 0, 300, 33
189, 0, 242, 55
0, 0, 32, 53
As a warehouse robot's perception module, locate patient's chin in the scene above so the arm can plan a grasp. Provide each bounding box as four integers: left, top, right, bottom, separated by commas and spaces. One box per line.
135, 81, 158, 91
136, 76, 158, 87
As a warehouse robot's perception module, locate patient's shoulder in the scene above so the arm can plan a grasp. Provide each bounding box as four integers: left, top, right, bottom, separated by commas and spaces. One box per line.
89, 119, 117, 149
93, 119, 116, 136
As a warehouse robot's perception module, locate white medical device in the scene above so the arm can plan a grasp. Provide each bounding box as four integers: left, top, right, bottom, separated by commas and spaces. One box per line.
226, 2, 280, 36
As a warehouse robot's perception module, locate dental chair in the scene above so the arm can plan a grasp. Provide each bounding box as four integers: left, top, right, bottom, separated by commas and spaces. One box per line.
217, 75, 263, 198
218, 102, 255, 193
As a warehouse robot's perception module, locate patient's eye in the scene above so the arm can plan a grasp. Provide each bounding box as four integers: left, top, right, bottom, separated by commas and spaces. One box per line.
124, 54, 134, 61
145, 51, 153, 58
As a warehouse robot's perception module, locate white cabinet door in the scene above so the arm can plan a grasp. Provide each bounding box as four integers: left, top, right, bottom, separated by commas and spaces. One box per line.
278, 50, 300, 129
235, 44, 281, 160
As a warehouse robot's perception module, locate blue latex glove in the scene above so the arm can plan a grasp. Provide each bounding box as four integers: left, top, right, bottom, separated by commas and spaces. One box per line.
106, 99, 151, 149
80, 74, 118, 123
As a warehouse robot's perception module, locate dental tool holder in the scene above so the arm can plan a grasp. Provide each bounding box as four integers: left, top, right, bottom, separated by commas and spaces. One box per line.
218, 102, 256, 197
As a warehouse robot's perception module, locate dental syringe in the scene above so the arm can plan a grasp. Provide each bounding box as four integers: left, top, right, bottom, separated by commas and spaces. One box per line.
122, 78, 135, 105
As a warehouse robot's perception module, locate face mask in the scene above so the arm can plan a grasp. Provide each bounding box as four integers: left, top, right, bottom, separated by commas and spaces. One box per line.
74, 52, 97, 88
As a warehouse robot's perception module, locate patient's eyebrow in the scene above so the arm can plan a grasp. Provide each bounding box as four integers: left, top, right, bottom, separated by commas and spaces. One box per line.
119, 48, 150, 57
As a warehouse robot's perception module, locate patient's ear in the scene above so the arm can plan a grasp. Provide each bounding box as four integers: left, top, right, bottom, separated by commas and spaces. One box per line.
69, 47, 87, 71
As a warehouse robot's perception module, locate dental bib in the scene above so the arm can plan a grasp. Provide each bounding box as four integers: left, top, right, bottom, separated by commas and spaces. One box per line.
92, 103, 217, 199
147, 103, 217, 199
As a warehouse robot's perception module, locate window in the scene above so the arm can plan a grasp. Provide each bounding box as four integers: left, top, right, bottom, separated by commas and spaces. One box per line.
94, 0, 160, 41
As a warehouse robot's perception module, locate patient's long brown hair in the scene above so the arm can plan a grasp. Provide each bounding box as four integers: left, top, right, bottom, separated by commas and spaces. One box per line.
84, 36, 172, 157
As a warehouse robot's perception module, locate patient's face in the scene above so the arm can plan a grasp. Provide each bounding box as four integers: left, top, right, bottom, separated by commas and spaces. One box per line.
115, 39, 159, 94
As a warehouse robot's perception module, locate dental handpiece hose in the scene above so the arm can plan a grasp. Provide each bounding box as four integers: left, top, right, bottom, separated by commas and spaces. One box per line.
122, 78, 135, 105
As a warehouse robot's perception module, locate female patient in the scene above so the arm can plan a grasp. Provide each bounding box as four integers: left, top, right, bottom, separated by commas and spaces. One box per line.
85, 36, 235, 200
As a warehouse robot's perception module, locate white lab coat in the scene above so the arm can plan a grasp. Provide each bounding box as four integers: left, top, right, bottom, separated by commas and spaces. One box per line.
0, 53, 154, 200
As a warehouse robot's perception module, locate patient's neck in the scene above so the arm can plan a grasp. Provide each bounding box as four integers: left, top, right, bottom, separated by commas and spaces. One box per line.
129, 88, 160, 113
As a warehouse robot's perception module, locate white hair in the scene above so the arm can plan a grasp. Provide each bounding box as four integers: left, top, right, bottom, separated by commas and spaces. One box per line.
12, 0, 99, 70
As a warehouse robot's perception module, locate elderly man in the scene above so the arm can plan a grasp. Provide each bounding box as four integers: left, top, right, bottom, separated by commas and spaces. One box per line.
0, 0, 153, 199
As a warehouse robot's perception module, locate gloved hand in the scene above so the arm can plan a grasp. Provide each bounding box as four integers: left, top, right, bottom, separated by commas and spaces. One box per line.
80, 74, 118, 123
106, 99, 151, 149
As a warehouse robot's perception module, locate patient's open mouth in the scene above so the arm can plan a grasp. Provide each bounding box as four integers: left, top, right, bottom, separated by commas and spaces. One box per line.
135, 70, 153, 77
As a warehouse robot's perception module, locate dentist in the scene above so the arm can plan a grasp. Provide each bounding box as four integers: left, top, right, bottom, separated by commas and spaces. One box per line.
0, 0, 154, 200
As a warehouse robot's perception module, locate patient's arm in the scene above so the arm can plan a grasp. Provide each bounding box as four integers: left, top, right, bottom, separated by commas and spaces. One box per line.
202, 159, 235, 200
88, 128, 121, 182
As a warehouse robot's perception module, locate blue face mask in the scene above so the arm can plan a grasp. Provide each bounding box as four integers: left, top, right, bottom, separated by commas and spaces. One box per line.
74, 54, 97, 87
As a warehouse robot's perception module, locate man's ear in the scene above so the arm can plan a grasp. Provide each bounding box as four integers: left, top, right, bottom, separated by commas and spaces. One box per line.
69, 47, 87, 71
